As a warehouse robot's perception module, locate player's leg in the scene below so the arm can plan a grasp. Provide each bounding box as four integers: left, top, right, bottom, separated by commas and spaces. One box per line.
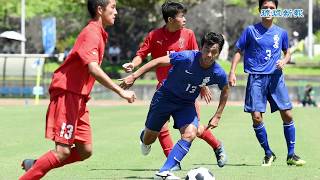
155, 122, 197, 180
155, 105, 197, 180
245, 74, 275, 166
279, 110, 306, 166
195, 100, 226, 167
19, 143, 71, 180
142, 91, 171, 156
58, 106, 93, 167
20, 92, 83, 179
269, 74, 305, 166
158, 121, 174, 157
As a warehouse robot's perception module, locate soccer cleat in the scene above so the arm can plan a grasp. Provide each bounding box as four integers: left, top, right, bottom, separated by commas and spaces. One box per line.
287, 154, 306, 166
140, 129, 151, 156
214, 143, 227, 167
262, 152, 276, 167
170, 163, 181, 171
21, 159, 36, 171
154, 171, 180, 180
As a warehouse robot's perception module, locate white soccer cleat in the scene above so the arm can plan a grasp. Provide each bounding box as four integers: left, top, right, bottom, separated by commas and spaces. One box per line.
140, 129, 151, 156
140, 141, 151, 156
154, 171, 180, 180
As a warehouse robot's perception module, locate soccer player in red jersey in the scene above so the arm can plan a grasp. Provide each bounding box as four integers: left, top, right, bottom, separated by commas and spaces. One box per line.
122, 1, 227, 169
19, 0, 135, 179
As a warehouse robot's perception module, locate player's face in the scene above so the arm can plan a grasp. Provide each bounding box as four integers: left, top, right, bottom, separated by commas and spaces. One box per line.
172, 12, 186, 29
199, 43, 220, 69
101, 0, 117, 26
260, 1, 276, 21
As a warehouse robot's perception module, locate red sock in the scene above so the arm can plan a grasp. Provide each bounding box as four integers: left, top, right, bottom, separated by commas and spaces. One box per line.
19, 151, 60, 180
56, 147, 82, 168
158, 126, 174, 157
198, 129, 221, 150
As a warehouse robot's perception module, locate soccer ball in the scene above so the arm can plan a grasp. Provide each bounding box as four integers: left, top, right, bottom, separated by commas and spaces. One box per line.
185, 167, 215, 180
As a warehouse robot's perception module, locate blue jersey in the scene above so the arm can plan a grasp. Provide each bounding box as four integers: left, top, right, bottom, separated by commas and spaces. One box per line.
161, 50, 227, 102
236, 23, 289, 74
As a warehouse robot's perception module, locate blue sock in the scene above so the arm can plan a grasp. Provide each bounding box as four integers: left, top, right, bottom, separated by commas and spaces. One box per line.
159, 139, 191, 172
253, 123, 272, 157
283, 121, 295, 157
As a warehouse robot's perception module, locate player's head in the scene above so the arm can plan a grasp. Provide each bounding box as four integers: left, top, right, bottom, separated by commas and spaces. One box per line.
162, 1, 187, 29
87, 0, 117, 26
199, 32, 224, 68
259, 0, 278, 21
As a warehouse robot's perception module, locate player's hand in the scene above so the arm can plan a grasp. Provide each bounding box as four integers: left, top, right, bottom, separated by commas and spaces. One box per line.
119, 74, 136, 90
276, 60, 285, 70
207, 115, 221, 129
122, 62, 134, 73
119, 90, 136, 103
228, 72, 236, 87
200, 86, 212, 104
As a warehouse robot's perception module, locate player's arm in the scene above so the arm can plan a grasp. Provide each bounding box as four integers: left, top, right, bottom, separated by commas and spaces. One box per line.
276, 49, 291, 70
122, 55, 143, 73
228, 49, 242, 87
207, 84, 229, 129
88, 62, 136, 103
120, 55, 170, 89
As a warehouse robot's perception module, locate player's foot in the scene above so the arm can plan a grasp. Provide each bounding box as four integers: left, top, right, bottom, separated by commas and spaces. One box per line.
170, 163, 181, 171
21, 159, 36, 171
287, 154, 306, 166
262, 152, 276, 167
154, 171, 180, 180
214, 143, 227, 167
140, 129, 151, 156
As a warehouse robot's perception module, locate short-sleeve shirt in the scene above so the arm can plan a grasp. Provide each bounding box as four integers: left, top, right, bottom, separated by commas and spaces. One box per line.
136, 26, 198, 83
236, 23, 289, 74
161, 50, 227, 102
49, 21, 108, 96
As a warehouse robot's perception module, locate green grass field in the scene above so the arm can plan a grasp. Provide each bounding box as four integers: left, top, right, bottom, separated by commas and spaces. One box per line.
1, 104, 319, 180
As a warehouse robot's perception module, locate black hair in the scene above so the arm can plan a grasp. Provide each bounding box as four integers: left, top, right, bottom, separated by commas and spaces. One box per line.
161, 1, 187, 23
259, 0, 278, 9
87, 0, 110, 18
201, 32, 225, 53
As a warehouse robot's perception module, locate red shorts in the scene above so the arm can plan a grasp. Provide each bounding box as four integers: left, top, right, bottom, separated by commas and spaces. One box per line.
45, 91, 92, 145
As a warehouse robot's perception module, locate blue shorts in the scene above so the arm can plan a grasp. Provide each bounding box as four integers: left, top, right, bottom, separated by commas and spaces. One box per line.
145, 89, 199, 132
245, 73, 292, 113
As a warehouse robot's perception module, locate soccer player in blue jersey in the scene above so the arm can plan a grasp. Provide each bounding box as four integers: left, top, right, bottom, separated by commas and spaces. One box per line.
120, 32, 229, 179
228, 0, 306, 167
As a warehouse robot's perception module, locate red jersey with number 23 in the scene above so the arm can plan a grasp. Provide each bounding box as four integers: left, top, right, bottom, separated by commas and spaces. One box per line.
49, 21, 108, 97
136, 26, 198, 84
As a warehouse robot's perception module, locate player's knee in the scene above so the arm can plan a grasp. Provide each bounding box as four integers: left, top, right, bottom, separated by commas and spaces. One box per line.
196, 125, 205, 137
182, 130, 197, 142
251, 114, 263, 124
55, 148, 71, 161
80, 149, 92, 160
77, 144, 93, 160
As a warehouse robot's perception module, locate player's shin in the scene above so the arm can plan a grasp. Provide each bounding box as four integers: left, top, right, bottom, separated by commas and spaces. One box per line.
159, 139, 191, 172
283, 121, 295, 157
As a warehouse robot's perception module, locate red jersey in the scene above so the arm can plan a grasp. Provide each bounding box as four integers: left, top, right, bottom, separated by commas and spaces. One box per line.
49, 21, 108, 96
136, 26, 198, 83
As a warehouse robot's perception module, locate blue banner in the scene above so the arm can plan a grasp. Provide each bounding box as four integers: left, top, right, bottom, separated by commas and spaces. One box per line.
41, 17, 56, 54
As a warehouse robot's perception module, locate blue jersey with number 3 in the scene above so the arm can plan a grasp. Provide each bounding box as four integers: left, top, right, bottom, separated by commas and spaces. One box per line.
161, 50, 227, 102
236, 23, 289, 74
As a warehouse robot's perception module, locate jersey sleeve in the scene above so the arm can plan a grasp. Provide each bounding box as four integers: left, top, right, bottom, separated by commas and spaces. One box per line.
76, 33, 100, 65
236, 27, 249, 52
136, 32, 152, 60
169, 51, 192, 65
282, 30, 289, 51
212, 65, 228, 90
188, 32, 199, 50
